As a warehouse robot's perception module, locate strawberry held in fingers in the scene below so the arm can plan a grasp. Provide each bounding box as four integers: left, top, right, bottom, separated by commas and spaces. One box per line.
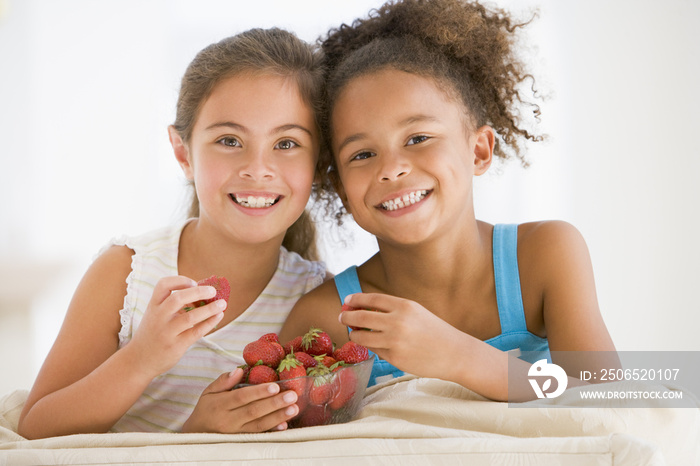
197, 275, 230, 307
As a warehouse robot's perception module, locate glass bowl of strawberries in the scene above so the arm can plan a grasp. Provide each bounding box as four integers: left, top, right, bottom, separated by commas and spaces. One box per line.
235, 327, 375, 428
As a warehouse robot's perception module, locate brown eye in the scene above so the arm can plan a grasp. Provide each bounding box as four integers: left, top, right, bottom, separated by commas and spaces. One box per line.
407, 135, 429, 146
276, 139, 298, 150
217, 137, 240, 147
351, 151, 375, 161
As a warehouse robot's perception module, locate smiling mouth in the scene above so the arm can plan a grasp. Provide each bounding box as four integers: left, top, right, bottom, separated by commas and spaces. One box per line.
230, 194, 281, 209
379, 190, 431, 211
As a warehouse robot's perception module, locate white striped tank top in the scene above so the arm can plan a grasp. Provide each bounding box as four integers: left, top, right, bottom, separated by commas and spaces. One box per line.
103, 220, 326, 433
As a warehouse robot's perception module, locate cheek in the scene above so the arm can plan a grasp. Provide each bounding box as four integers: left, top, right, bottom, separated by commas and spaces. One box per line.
284, 156, 316, 197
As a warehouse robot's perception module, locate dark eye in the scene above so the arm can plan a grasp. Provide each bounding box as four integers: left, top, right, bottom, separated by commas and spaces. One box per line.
217, 137, 240, 147
276, 139, 298, 150
351, 151, 375, 161
407, 135, 429, 146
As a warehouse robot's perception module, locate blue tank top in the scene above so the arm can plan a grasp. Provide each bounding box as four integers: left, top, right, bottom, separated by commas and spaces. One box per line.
334, 223, 551, 386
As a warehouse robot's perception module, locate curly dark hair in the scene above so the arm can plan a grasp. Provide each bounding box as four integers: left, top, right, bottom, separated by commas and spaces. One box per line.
314, 0, 545, 223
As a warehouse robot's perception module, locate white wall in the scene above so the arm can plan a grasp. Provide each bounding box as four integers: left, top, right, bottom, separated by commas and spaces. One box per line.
0, 0, 698, 393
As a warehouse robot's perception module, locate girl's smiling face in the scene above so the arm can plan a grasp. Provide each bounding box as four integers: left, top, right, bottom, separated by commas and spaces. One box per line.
331, 68, 493, 246
173, 72, 318, 245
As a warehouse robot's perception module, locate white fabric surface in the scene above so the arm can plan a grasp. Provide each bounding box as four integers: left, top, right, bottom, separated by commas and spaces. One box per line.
1, 376, 697, 465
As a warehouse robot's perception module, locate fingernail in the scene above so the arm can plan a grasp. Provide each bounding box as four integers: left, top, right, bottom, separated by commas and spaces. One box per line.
285, 405, 297, 416
275, 422, 287, 431
216, 299, 227, 310
344, 295, 353, 304
283, 391, 297, 403
268, 383, 280, 394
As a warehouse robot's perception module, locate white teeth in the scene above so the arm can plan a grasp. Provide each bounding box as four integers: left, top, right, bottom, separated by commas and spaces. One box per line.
381, 190, 429, 211
234, 195, 278, 208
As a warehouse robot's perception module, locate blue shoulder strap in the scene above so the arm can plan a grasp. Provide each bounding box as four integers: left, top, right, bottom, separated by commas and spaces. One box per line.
493, 224, 527, 333
334, 265, 362, 303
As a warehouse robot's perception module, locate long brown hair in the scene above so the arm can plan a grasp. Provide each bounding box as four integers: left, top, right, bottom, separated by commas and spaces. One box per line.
172, 28, 324, 261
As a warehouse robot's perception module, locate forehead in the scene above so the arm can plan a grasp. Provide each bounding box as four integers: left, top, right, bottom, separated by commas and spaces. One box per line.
331, 69, 466, 133
195, 73, 315, 131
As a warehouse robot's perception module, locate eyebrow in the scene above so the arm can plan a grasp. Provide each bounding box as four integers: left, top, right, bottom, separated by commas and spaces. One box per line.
336, 132, 368, 154
204, 122, 313, 137
336, 114, 440, 153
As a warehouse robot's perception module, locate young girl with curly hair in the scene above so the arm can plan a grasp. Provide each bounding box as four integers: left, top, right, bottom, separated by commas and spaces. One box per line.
280, 0, 617, 400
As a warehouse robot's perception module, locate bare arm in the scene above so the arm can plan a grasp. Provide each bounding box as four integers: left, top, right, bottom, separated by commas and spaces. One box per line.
523, 221, 616, 351
339, 221, 618, 401
18, 246, 225, 439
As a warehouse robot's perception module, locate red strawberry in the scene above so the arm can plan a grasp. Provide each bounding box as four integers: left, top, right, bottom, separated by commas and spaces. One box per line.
270, 342, 285, 363
294, 404, 332, 428
283, 336, 304, 355
259, 333, 279, 343
247, 364, 279, 385
329, 363, 358, 410
333, 341, 369, 364
314, 354, 337, 368
277, 353, 308, 399
294, 352, 317, 369
243, 339, 284, 368
302, 327, 333, 356
307, 365, 334, 406
197, 275, 231, 307
238, 364, 251, 384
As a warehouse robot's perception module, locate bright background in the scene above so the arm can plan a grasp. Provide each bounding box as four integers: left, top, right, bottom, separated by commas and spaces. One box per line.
1, 0, 698, 394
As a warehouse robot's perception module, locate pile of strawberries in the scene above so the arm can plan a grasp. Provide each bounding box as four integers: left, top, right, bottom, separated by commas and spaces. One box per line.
238, 327, 371, 428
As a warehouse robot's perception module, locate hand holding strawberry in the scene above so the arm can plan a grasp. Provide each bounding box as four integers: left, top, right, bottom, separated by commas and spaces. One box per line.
340, 293, 467, 382
127, 275, 228, 377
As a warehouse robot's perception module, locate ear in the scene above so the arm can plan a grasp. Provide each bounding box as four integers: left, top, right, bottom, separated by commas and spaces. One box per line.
472, 125, 495, 176
168, 125, 194, 180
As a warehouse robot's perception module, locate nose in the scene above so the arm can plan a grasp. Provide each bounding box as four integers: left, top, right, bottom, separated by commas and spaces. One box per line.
378, 151, 411, 182
239, 148, 275, 181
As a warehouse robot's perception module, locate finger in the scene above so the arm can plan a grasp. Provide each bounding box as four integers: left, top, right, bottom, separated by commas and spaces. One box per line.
176, 298, 226, 330
348, 327, 390, 351
167, 285, 219, 311
237, 393, 300, 433
344, 292, 403, 313
228, 382, 284, 407
152, 276, 198, 305
339, 309, 386, 332
202, 369, 244, 396
180, 306, 226, 340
